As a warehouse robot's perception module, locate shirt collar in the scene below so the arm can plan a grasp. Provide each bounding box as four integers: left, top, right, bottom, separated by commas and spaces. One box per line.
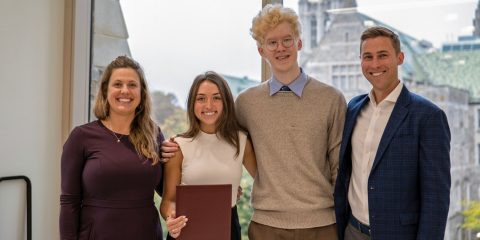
269, 68, 308, 97
368, 81, 404, 106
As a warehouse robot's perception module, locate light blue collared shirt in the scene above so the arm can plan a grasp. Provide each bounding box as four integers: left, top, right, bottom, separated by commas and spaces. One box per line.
268, 68, 308, 97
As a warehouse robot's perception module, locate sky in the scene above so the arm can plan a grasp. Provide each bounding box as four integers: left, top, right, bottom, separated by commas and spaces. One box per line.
119, 0, 478, 106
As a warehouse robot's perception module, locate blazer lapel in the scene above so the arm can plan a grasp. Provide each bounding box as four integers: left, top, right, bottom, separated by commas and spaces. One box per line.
370, 86, 411, 174
344, 96, 369, 146
340, 95, 369, 188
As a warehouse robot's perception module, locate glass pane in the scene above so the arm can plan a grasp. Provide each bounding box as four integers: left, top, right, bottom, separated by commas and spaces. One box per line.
91, 1, 262, 239
283, 1, 480, 239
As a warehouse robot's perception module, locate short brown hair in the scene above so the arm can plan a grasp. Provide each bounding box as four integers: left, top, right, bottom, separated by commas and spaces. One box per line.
360, 26, 401, 54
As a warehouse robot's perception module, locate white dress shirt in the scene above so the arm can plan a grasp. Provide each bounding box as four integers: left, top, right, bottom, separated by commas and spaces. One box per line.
348, 82, 404, 225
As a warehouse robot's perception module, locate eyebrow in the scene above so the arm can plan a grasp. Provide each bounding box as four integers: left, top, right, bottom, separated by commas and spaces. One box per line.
362, 50, 389, 56
196, 93, 221, 96
266, 35, 293, 41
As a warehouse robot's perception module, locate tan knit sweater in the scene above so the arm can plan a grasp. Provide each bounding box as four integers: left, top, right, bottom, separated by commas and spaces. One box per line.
235, 77, 346, 229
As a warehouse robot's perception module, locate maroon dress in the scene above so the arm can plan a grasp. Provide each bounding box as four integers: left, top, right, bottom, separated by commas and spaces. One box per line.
60, 121, 164, 240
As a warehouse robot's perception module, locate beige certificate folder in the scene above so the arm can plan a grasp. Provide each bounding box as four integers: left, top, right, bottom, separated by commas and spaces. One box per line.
176, 184, 232, 240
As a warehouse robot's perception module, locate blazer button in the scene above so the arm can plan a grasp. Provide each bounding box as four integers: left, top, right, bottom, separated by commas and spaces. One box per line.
369, 186, 374, 190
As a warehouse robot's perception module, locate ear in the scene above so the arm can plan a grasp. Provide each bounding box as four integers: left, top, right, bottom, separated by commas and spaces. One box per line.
297, 38, 303, 51
258, 47, 265, 58
397, 51, 405, 65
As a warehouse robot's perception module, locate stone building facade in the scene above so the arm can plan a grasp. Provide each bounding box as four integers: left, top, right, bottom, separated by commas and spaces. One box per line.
298, 1, 480, 239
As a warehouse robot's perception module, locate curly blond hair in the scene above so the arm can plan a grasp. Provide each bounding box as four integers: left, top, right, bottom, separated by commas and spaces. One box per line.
250, 4, 302, 47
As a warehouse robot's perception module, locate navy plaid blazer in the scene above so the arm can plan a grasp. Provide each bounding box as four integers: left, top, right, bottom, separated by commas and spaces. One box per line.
334, 86, 451, 240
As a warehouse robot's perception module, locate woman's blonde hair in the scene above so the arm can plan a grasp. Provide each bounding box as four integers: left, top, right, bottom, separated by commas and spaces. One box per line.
93, 56, 160, 165
250, 4, 302, 47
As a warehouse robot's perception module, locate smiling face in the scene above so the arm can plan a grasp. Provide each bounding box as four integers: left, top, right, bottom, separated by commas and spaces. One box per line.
258, 21, 302, 77
194, 80, 224, 134
361, 36, 404, 102
106, 68, 141, 118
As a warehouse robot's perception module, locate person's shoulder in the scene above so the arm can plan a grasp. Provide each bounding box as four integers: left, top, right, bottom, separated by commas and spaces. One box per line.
237, 81, 268, 99
70, 120, 101, 136
407, 89, 443, 113
306, 76, 344, 97
238, 130, 247, 139
174, 134, 193, 145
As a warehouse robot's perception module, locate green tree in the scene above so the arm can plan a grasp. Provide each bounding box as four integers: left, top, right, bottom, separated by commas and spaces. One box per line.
150, 90, 188, 138
152, 91, 183, 124
237, 171, 254, 239
462, 201, 480, 230
160, 108, 188, 138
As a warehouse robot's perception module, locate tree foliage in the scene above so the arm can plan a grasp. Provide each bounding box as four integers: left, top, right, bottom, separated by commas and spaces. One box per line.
462, 201, 480, 230
237, 171, 254, 239
151, 90, 187, 138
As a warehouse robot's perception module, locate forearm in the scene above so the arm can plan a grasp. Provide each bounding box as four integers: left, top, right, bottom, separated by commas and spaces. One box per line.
59, 195, 81, 239
160, 199, 175, 220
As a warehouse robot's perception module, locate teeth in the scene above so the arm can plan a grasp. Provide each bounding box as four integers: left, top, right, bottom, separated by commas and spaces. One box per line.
203, 112, 216, 116
118, 98, 131, 102
371, 72, 384, 76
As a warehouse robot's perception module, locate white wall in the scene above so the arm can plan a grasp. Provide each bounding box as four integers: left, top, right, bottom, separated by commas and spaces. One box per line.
0, 0, 65, 239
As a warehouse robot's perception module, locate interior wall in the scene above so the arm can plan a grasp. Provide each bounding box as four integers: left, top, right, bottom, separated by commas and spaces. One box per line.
0, 0, 65, 239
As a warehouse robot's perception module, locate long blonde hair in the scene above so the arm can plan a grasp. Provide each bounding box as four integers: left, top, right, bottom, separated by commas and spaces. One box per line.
93, 56, 160, 165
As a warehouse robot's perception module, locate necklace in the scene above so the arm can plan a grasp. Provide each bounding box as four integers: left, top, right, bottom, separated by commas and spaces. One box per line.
105, 121, 124, 143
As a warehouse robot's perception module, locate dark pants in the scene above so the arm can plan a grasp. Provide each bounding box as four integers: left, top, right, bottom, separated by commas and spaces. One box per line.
166, 205, 241, 240
344, 223, 370, 240
248, 221, 337, 240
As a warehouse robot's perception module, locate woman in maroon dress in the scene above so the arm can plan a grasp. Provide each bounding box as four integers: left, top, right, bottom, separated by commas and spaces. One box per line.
60, 56, 165, 240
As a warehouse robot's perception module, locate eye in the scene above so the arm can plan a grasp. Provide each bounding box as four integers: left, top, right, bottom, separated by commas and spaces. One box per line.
112, 82, 122, 87
213, 95, 222, 101
196, 96, 206, 102
362, 55, 372, 60
379, 53, 388, 58
128, 82, 138, 88
267, 40, 278, 46
283, 38, 293, 44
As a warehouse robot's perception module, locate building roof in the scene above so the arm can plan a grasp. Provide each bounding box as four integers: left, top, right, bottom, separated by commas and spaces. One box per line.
416, 51, 480, 100
303, 10, 434, 81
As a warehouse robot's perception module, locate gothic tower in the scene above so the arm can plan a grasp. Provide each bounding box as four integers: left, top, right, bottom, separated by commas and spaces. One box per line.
299, 0, 357, 54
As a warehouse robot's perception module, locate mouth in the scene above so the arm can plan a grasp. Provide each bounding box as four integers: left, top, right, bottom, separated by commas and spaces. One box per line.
276, 54, 290, 61
117, 97, 133, 103
369, 71, 386, 77
202, 111, 217, 116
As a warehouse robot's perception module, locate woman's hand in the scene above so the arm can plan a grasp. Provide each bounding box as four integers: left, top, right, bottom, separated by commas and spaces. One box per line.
166, 211, 188, 238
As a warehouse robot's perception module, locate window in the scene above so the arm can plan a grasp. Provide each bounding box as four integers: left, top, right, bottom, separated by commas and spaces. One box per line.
91, 1, 262, 238
477, 109, 480, 128
311, 16, 317, 48
478, 144, 480, 165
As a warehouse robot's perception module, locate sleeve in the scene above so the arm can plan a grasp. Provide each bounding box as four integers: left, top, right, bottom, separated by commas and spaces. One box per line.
59, 127, 86, 240
327, 92, 347, 185
155, 128, 166, 196
417, 109, 451, 239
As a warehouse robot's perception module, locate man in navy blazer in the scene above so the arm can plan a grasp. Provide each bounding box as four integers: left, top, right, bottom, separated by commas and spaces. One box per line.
334, 26, 451, 240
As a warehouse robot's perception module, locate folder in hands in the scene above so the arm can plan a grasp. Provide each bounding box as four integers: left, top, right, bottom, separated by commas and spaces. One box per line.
176, 184, 232, 240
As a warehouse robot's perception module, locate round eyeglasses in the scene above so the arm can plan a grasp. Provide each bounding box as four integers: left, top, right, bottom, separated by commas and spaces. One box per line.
264, 37, 295, 51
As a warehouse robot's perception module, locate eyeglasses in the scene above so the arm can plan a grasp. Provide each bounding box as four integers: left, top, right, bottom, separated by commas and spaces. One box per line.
264, 37, 295, 51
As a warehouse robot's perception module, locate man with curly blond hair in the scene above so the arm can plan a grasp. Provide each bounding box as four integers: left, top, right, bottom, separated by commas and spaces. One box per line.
235, 4, 346, 239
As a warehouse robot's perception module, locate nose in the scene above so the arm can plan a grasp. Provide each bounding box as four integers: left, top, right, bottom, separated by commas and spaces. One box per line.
276, 43, 287, 52
205, 98, 213, 108
370, 57, 381, 68
120, 84, 128, 93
